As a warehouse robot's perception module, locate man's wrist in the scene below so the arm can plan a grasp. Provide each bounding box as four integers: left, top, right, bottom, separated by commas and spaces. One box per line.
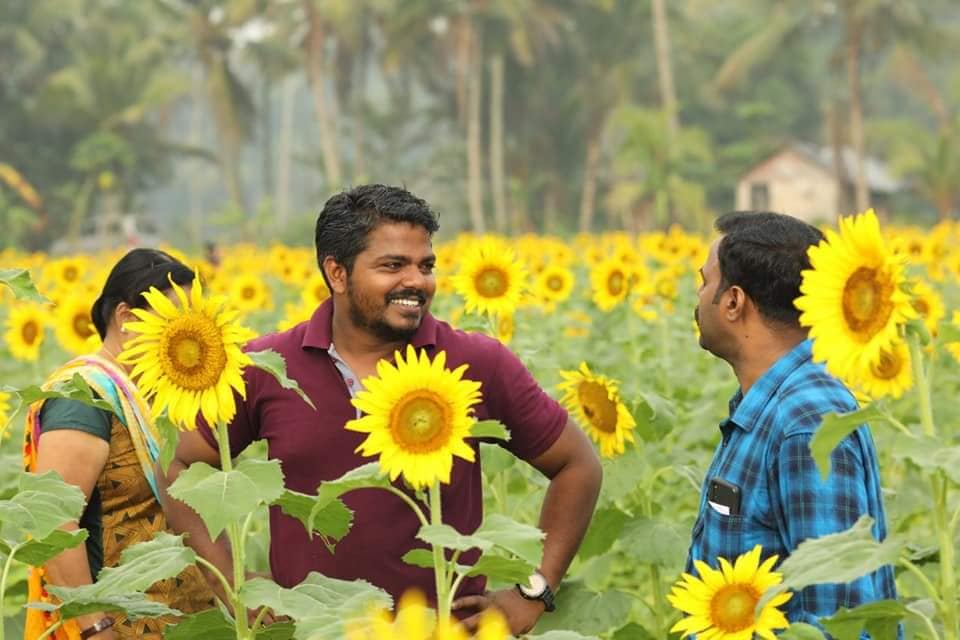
516, 571, 557, 612
79, 615, 114, 639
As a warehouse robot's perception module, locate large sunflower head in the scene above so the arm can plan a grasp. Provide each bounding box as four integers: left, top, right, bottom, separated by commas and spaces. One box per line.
119, 272, 256, 430
451, 239, 527, 317
346, 345, 482, 490
5, 303, 46, 362
54, 295, 99, 355
558, 363, 636, 458
795, 209, 915, 384
668, 545, 792, 640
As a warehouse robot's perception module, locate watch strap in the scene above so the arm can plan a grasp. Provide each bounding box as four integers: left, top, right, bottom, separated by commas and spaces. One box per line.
79, 616, 115, 639
516, 578, 557, 612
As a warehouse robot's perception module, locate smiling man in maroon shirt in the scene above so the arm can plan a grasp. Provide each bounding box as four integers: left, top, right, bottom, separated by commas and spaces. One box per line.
159, 184, 602, 635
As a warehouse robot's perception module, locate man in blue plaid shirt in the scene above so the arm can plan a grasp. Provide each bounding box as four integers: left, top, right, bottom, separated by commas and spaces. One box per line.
687, 211, 897, 630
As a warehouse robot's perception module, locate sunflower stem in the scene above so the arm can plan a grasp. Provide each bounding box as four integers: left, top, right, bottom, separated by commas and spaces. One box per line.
899, 558, 944, 610
0, 542, 21, 640
34, 620, 63, 640
428, 481, 451, 624
932, 472, 958, 640
386, 487, 429, 529
648, 564, 666, 634
908, 333, 936, 437
215, 420, 252, 640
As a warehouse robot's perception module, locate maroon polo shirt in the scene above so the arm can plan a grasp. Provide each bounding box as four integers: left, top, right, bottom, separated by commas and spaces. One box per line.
197, 299, 567, 604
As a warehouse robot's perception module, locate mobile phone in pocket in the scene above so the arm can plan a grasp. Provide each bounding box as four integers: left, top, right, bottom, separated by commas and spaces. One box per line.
708, 477, 741, 516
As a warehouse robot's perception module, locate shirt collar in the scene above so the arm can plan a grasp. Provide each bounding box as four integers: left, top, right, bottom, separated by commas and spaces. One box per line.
726, 339, 813, 432
301, 298, 439, 350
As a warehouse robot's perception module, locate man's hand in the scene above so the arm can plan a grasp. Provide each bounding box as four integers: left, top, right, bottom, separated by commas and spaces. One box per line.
452, 588, 545, 636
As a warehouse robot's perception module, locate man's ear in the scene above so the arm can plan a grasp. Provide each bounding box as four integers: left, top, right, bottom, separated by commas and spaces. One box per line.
323, 257, 347, 295
724, 285, 748, 321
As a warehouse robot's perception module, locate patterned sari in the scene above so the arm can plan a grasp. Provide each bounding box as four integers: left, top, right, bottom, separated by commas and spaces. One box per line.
22, 355, 214, 639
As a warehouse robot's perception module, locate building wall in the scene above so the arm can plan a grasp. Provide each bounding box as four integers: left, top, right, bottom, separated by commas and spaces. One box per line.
735, 150, 839, 224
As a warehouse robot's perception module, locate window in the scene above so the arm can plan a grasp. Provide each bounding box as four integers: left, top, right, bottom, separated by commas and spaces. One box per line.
750, 182, 770, 210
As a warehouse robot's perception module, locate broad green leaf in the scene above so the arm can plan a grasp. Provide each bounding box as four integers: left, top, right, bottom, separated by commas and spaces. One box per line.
462, 553, 534, 583
759, 517, 904, 610
610, 623, 655, 640
164, 608, 235, 640
0, 268, 49, 303
529, 632, 601, 640
275, 490, 353, 542
532, 581, 632, 635
620, 516, 689, 567
257, 622, 297, 640
308, 463, 396, 530
473, 514, 544, 567
11, 529, 88, 565
938, 323, 960, 343
47, 533, 195, 620
821, 600, 909, 640
418, 524, 494, 553
401, 548, 434, 569
155, 414, 180, 474
239, 573, 391, 640
167, 459, 284, 538
893, 436, 960, 485
3, 374, 115, 414
779, 623, 828, 639
0, 471, 86, 540
248, 350, 316, 410
578, 507, 629, 561
810, 405, 885, 480
470, 420, 511, 441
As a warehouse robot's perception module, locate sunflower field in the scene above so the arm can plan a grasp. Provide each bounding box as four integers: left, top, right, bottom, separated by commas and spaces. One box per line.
2, 212, 960, 639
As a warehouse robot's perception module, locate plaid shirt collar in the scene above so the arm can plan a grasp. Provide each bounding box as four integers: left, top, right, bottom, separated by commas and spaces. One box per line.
724, 339, 814, 433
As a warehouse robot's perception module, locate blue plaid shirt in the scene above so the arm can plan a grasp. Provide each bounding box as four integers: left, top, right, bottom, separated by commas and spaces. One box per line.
686, 339, 897, 629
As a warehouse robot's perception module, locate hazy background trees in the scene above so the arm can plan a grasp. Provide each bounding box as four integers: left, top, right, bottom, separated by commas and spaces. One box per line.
1, 0, 957, 250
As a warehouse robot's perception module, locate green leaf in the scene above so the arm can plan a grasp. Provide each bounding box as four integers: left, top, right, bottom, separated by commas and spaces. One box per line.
473, 514, 544, 567
461, 553, 534, 583
810, 405, 885, 480
0, 471, 86, 540
164, 608, 236, 640
47, 533, 195, 620
248, 350, 316, 410
893, 436, 960, 485
3, 374, 115, 414
470, 419, 511, 441
0, 268, 49, 303
904, 318, 931, 346
167, 459, 285, 539
578, 507, 629, 561
529, 632, 601, 640
532, 581, 632, 635
759, 517, 904, 610
620, 516, 689, 567
401, 548, 434, 569
275, 490, 353, 542
779, 623, 828, 639
238, 573, 391, 640
610, 623, 654, 640
821, 600, 909, 640
938, 323, 960, 343
417, 524, 493, 553
155, 414, 180, 475
13, 529, 88, 565
307, 463, 395, 531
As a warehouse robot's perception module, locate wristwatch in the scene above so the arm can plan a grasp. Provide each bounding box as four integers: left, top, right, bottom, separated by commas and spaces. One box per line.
79, 616, 115, 639
516, 571, 556, 612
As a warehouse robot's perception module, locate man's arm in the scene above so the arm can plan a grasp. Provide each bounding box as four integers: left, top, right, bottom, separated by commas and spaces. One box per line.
454, 418, 602, 634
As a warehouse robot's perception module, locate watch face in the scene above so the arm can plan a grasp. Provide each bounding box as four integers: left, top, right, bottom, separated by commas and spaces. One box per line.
520, 572, 548, 598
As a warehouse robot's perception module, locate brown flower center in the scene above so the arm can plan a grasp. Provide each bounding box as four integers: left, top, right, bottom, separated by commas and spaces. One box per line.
474, 267, 509, 298
22, 320, 40, 345
577, 381, 618, 433
73, 313, 94, 338
870, 348, 905, 381
607, 270, 625, 296
159, 314, 227, 391
842, 267, 894, 340
710, 583, 759, 633
389, 390, 451, 453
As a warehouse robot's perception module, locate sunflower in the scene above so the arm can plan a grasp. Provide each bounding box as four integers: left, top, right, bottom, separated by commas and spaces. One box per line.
5, 303, 46, 361
344, 590, 507, 640
558, 363, 636, 458
0, 391, 12, 440
590, 258, 632, 311
535, 264, 575, 305
346, 345, 482, 490
494, 312, 514, 345
854, 340, 913, 400
54, 295, 98, 355
909, 279, 945, 336
945, 311, 960, 364
451, 239, 527, 317
300, 273, 332, 308
795, 209, 915, 385
119, 273, 255, 430
276, 300, 315, 332
668, 545, 792, 640
229, 273, 271, 313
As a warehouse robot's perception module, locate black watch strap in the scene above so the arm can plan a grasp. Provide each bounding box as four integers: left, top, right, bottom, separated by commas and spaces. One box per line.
516, 579, 556, 612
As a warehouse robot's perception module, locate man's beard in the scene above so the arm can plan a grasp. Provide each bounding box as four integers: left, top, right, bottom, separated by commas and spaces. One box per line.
347, 285, 423, 343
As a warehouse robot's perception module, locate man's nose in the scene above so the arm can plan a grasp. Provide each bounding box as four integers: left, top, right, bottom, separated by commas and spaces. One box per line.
401, 266, 427, 289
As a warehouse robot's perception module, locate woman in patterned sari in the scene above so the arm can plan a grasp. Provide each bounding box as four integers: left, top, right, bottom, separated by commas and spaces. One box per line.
23, 249, 215, 640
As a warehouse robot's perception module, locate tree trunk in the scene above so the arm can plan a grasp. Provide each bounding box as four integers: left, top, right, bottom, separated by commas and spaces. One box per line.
466, 26, 485, 233
844, 7, 869, 212
260, 77, 274, 203
489, 53, 507, 233
578, 130, 602, 233
304, 0, 343, 189
275, 75, 296, 230
352, 27, 370, 183
826, 99, 851, 215
188, 65, 205, 247
651, 0, 679, 137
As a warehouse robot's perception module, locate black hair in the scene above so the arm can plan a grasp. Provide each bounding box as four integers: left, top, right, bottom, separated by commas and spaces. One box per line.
314, 184, 440, 286
91, 248, 194, 339
714, 211, 825, 326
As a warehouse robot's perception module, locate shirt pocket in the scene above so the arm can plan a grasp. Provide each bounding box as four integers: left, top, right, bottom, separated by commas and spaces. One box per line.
699, 503, 765, 566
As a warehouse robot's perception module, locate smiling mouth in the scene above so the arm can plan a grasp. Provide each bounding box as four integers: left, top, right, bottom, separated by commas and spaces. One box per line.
387, 291, 426, 309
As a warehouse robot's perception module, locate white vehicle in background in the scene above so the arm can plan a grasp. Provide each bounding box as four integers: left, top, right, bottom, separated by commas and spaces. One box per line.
50, 214, 161, 255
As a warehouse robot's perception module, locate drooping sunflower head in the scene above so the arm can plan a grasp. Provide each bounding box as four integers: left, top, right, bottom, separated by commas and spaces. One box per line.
54, 295, 99, 355
909, 279, 945, 336
119, 272, 256, 430
853, 339, 913, 400
558, 363, 636, 458
0, 390, 12, 440
668, 545, 792, 640
590, 259, 632, 311
795, 209, 915, 384
346, 345, 483, 490
451, 239, 527, 317
5, 303, 46, 362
